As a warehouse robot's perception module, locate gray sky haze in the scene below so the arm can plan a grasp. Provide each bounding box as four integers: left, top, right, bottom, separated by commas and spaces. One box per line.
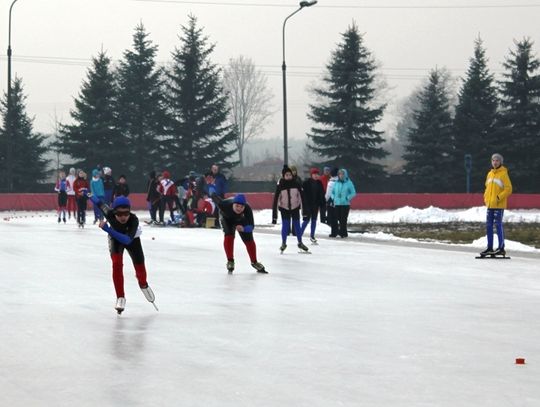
2, 0, 540, 149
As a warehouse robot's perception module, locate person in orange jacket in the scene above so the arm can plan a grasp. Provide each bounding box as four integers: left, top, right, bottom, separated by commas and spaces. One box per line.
481, 153, 513, 256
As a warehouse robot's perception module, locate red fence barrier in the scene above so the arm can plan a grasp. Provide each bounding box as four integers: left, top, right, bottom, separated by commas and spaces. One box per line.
2, 193, 540, 211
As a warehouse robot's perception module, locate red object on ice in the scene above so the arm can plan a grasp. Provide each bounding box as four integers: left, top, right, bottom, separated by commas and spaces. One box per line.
515, 358, 526, 365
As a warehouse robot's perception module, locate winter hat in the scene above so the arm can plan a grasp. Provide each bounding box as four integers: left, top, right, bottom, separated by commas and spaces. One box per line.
310, 167, 320, 175
323, 166, 331, 172
112, 196, 131, 209
491, 153, 504, 164
330, 167, 339, 177
232, 194, 246, 206
282, 165, 292, 176
290, 165, 298, 174
162, 170, 171, 179
103, 167, 112, 176
92, 169, 100, 177
69, 167, 76, 175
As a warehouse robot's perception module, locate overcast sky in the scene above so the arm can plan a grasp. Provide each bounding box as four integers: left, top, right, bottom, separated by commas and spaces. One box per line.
1, 0, 540, 148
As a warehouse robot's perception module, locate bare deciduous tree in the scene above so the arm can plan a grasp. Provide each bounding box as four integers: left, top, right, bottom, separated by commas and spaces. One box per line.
223, 56, 274, 167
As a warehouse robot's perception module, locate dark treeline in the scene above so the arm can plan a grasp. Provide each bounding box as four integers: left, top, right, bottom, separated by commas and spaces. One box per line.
1, 18, 540, 193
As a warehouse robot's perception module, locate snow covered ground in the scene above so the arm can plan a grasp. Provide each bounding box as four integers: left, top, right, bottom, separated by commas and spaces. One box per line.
1, 208, 539, 406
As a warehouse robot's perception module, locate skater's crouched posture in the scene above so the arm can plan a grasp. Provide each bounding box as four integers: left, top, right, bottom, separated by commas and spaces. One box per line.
212, 193, 267, 274
89, 194, 156, 313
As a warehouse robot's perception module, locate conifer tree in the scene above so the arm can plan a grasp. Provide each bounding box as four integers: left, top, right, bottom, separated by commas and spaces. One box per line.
453, 37, 499, 192
496, 38, 540, 192
116, 23, 168, 190
403, 69, 454, 192
0, 78, 49, 191
165, 14, 236, 177
59, 51, 122, 172
307, 22, 387, 181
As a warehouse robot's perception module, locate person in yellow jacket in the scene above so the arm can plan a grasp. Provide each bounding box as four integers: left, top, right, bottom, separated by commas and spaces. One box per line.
481, 153, 512, 255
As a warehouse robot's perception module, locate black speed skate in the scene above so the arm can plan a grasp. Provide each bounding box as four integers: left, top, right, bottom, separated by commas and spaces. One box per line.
279, 244, 287, 254
476, 247, 510, 259
251, 262, 268, 274
297, 242, 311, 254
227, 260, 235, 274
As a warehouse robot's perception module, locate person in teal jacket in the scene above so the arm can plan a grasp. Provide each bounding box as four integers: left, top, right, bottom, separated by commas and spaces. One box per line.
330, 168, 356, 238
90, 168, 105, 224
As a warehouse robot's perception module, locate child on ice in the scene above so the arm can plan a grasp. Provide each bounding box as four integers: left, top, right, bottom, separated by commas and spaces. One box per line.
88, 194, 156, 314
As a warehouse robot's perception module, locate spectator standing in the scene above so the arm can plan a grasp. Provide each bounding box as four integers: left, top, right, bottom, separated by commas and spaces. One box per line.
102, 167, 115, 206
90, 169, 105, 224
54, 170, 68, 223
113, 175, 130, 198
300, 168, 326, 243
73, 170, 89, 227
480, 153, 513, 256
65, 167, 77, 220
146, 171, 161, 224
158, 170, 178, 225
325, 167, 339, 237
318, 166, 331, 223
330, 168, 356, 238
205, 164, 227, 228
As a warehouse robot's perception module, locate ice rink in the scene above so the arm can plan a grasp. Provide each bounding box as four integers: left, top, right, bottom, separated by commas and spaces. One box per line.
1, 212, 539, 406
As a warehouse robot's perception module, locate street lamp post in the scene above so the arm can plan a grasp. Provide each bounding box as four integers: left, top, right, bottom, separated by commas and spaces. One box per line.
281, 0, 316, 166
6, 0, 19, 192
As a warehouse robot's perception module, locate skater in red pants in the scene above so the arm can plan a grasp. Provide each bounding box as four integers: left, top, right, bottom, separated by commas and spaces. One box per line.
212, 193, 267, 274
88, 194, 157, 314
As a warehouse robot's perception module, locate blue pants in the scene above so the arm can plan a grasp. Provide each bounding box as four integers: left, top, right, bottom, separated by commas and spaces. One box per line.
486, 209, 505, 250
279, 208, 302, 244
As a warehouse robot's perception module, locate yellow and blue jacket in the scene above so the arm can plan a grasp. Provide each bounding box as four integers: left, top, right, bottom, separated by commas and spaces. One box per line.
484, 165, 512, 209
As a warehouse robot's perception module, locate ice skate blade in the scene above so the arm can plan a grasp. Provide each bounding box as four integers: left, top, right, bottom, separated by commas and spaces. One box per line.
475, 255, 511, 259
151, 302, 159, 311
298, 250, 311, 254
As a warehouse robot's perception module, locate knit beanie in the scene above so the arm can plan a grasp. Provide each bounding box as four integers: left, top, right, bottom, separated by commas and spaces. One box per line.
112, 196, 131, 209
232, 194, 246, 205
310, 167, 320, 175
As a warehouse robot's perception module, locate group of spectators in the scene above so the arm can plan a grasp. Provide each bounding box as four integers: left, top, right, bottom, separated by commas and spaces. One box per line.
272, 164, 357, 252
145, 164, 227, 228
54, 167, 130, 226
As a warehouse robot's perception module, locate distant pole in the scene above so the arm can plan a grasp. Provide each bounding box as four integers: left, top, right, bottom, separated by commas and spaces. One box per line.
6, 0, 19, 192
281, 0, 317, 166
464, 154, 472, 193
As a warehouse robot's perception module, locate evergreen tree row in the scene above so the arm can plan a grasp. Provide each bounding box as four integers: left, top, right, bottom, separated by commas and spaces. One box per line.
0, 78, 49, 192
2, 18, 540, 193
307, 24, 540, 193
57, 16, 236, 191
402, 37, 540, 192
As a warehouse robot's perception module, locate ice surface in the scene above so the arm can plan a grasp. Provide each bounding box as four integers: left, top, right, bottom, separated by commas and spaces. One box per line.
1, 211, 539, 406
